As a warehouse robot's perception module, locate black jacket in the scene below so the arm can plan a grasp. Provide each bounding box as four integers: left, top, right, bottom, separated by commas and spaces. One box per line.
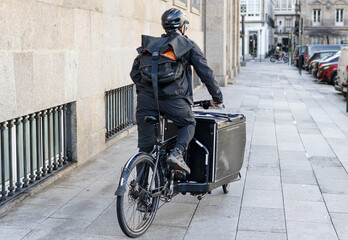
130, 32, 223, 105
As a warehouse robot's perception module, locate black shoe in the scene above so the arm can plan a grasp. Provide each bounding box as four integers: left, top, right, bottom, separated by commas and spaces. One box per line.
167, 148, 191, 174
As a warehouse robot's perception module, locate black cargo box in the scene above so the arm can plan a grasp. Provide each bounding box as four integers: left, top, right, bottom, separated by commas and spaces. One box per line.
165, 111, 246, 193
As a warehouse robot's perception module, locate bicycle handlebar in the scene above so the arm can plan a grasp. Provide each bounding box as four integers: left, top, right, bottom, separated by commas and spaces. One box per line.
193, 100, 211, 109
193, 100, 224, 109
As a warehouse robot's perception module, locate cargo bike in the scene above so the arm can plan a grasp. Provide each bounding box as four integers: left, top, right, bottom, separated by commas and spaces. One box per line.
115, 100, 246, 238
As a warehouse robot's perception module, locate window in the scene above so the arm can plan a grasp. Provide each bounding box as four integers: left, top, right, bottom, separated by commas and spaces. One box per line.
335, 37, 343, 44
313, 9, 321, 25
191, 0, 201, 15
247, 0, 261, 17
336, 9, 344, 26
312, 37, 321, 44
285, 19, 292, 27
241, 0, 247, 14
173, 0, 187, 9
275, 0, 296, 11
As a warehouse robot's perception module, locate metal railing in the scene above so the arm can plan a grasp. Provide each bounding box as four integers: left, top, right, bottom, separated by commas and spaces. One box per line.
105, 85, 135, 139
0, 103, 72, 204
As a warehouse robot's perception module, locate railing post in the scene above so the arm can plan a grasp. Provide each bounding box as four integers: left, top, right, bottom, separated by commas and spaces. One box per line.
63, 105, 68, 165
29, 114, 35, 184
7, 120, 15, 197
15, 118, 22, 192
0, 122, 8, 201
58, 106, 63, 168
35, 112, 42, 180
52, 107, 58, 170
47, 109, 53, 173
22, 116, 29, 188
41, 110, 47, 177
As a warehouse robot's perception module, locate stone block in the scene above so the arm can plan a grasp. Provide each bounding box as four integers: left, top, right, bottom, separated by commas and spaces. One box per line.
51, 196, 113, 220
236, 231, 287, 240
186, 214, 237, 240
0, 53, 16, 122
331, 213, 348, 240
242, 189, 283, 209
63, 50, 78, 102
75, 94, 105, 142
32, 51, 66, 109
287, 221, 338, 240
104, 15, 121, 49
76, 51, 98, 99
323, 194, 348, 213
238, 207, 286, 232
74, 9, 91, 50
103, 0, 119, 16
284, 200, 331, 223
91, 12, 104, 50
75, 0, 103, 13
0, 1, 21, 50
13, 52, 34, 117
22, 2, 59, 50
57, 6, 74, 50
283, 184, 323, 202
245, 175, 281, 191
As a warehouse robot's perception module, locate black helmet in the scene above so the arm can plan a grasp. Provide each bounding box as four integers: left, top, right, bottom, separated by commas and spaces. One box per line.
161, 8, 189, 32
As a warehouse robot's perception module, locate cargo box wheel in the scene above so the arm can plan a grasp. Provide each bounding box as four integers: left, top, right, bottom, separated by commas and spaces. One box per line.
222, 183, 229, 194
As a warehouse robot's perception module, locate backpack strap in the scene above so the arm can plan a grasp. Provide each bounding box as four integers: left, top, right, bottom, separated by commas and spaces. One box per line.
151, 37, 168, 120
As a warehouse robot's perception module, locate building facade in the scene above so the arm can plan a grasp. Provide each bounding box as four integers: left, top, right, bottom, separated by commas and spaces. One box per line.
0, 0, 240, 201
240, 0, 275, 59
300, 0, 348, 45
274, 0, 299, 50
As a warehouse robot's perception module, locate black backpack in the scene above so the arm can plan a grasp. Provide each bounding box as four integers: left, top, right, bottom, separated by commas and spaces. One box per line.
137, 34, 194, 85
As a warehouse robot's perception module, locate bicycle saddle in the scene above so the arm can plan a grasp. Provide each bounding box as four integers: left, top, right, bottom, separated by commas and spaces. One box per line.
144, 116, 159, 124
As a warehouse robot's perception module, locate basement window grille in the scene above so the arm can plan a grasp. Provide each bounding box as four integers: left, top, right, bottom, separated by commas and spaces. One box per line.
105, 84, 135, 139
0, 103, 72, 204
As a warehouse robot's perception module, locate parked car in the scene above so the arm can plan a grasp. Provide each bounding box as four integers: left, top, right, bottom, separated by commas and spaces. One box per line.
307, 50, 338, 73
318, 61, 338, 85
304, 45, 342, 70
312, 51, 341, 77
335, 47, 348, 95
294, 46, 305, 68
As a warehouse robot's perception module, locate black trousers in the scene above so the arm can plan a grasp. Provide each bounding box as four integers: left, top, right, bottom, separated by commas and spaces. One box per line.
136, 93, 196, 153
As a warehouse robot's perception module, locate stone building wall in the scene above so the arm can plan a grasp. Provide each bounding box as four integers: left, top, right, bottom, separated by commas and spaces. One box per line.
0, 0, 240, 164
300, 0, 348, 45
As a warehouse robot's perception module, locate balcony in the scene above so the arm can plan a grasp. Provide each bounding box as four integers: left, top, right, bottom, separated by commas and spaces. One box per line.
274, 26, 294, 34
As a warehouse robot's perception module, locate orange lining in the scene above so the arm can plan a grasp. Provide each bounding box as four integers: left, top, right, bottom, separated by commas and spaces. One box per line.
161, 49, 176, 60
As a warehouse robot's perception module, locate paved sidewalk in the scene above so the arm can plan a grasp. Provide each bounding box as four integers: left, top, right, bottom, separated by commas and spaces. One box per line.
1, 61, 348, 240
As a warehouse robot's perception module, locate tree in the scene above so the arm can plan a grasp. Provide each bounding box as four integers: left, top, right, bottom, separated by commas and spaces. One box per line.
308, 28, 341, 44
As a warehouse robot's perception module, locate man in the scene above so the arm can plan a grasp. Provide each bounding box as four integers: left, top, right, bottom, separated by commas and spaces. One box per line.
130, 8, 223, 174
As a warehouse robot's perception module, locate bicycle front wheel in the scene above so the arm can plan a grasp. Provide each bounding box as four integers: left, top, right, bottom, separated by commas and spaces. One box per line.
270, 56, 276, 63
283, 57, 289, 63
117, 154, 161, 238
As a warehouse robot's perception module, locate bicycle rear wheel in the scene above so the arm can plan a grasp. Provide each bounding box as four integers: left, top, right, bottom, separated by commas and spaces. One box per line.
270, 56, 276, 63
117, 154, 161, 238
283, 57, 289, 63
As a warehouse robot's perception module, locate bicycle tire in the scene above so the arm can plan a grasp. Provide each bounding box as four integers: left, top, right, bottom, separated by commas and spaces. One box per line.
283, 57, 289, 63
117, 154, 161, 238
270, 56, 276, 63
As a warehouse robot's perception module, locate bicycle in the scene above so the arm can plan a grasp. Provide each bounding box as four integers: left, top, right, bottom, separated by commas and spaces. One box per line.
270, 52, 289, 63
115, 100, 246, 238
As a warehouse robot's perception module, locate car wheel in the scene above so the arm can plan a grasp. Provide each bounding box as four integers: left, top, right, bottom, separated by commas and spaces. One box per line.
329, 72, 337, 86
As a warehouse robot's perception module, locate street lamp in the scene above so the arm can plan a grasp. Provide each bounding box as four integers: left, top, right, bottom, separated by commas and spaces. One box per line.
295, 0, 300, 14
